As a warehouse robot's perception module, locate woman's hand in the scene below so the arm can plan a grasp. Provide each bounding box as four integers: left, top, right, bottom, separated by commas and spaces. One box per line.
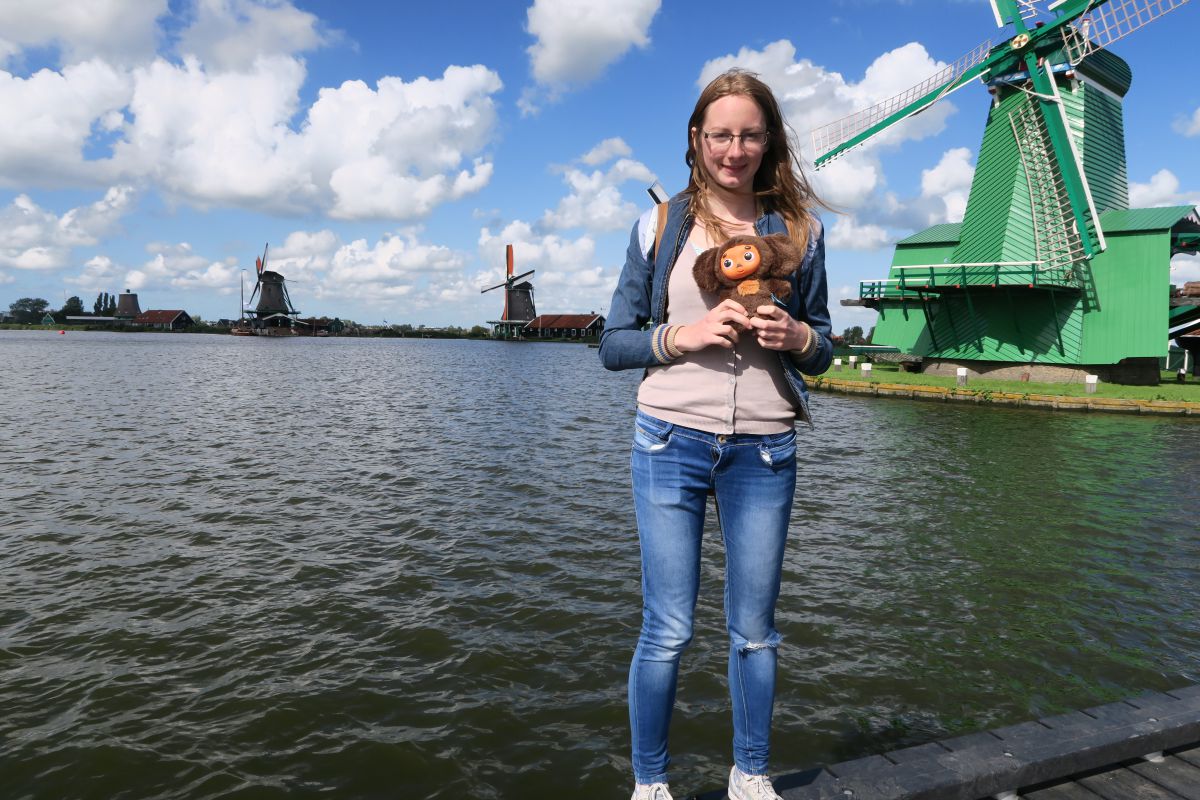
749, 305, 811, 351
674, 299, 750, 352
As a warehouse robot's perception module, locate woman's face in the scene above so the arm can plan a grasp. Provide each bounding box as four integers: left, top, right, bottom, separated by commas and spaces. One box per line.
693, 93, 767, 196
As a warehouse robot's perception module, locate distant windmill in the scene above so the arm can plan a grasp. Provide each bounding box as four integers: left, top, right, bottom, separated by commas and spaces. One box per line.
481, 244, 536, 339
245, 243, 300, 336
818, 0, 1199, 384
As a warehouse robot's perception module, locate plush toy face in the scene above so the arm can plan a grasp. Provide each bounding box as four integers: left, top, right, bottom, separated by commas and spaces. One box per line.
721, 244, 761, 280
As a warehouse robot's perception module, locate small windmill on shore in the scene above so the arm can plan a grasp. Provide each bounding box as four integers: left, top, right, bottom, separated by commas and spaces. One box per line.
244, 243, 301, 336
819, 0, 1199, 384
481, 244, 536, 339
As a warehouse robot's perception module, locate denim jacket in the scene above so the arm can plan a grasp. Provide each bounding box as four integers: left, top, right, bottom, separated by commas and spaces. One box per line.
598, 192, 833, 426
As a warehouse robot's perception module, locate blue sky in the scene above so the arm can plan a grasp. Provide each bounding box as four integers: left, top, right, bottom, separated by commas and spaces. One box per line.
1, 0, 1196, 332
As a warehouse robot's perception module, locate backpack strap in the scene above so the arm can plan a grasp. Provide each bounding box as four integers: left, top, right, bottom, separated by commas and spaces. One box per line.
653, 201, 668, 265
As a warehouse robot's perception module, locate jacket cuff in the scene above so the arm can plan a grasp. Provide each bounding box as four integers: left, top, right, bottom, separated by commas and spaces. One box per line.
651, 324, 684, 363
788, 323, 817, 363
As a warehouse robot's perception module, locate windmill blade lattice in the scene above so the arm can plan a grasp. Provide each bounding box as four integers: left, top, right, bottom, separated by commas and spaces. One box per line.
811, 39, 993, 165
993, 0, 1041, 26
1009, 95, 1089, 279
1060, 0, 1192, 64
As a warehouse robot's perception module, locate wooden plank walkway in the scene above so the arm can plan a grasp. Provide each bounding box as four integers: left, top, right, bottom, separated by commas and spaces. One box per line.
693, 685, 1200, 800
1024, 746, 1200, 799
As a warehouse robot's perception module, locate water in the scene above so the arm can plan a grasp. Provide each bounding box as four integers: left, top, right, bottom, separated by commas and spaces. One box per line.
1, 330, 1198, 799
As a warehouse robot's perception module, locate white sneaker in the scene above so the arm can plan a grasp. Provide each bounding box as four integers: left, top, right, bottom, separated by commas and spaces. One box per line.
728, 766, 782, 800
630, 782, 673, 800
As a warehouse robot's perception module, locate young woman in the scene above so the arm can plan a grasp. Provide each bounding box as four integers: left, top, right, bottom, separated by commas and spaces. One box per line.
598, 69, 833, 800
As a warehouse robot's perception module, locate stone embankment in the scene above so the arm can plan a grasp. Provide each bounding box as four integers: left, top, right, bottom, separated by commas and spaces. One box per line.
808, 376, 1200, 416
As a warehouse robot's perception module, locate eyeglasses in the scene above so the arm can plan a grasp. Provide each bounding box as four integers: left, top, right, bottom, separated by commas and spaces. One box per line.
702, 130, 770, 152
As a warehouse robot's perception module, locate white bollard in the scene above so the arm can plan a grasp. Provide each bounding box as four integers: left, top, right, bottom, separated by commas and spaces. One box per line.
848, 355, 858, 369
1085, 374, 1098, 394
861, 362, 872, 376
956, 366, 968, 388
833, 357, 843, 371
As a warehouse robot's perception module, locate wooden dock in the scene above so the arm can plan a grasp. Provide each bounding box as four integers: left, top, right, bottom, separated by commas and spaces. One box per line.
694, 685, 1200, 799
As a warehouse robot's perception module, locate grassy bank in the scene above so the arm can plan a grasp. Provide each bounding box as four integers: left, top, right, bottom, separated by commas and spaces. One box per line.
813, 361, 1200, 403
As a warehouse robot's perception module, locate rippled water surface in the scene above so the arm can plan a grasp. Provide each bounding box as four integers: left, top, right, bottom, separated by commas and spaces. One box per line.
2, 330, 1198, 799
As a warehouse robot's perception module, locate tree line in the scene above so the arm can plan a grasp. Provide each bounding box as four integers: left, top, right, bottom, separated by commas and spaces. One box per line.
6, 292, 123, 324
840, 325, 874, 346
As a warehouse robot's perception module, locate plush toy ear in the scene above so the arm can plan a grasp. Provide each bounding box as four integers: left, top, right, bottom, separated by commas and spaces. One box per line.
760, 234, 804, 278
692, 245, 723, 293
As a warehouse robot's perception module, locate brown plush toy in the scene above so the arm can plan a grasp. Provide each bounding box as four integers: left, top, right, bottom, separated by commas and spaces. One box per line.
693, 234, 803, 320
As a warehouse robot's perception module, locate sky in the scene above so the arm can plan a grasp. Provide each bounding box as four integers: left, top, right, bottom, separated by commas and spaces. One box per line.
1, 0, 1197, 333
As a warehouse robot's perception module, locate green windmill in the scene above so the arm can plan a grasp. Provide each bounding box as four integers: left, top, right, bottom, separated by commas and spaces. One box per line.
815, 0, 1200, 384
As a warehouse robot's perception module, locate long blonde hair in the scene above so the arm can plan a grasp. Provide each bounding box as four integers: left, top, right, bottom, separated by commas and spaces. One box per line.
684, 69, 827, 252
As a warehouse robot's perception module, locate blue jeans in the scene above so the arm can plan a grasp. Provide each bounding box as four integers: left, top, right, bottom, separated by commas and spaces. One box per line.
628, 410, 797, 784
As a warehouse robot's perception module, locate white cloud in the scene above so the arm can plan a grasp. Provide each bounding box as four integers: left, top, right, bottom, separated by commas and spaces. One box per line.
172, 261, 240, 293
920, 146, 974, 224
0, 0, 166, 67
65, 185, 137, 238
479, 221, 596, 276
110, 55, 312, 210
177, 0, 328, 71
698, 39, 955, 163
282, 230, 472, 315
285, 63, 502, 219
1174, 107, 1200, 138
68, 242, 243, 298
477, 221, 608, 313
1171, 253, 1200, 284
1, 47, 502, 221
66, 254, 123, 292
0, 60, 132, 184
580, 137, 632, 165
542, 151, 655, 232
327, 233, 465, 286
469, 138, 657, 317
526, 0, 659, 86
328, 157, 494, 221
0, 186, 135, 270
1129, 169, 1200, 208
266, 229, 340, 284
811, 155, 882, 209
127, 242, 233, 293
826, 216, 891, 251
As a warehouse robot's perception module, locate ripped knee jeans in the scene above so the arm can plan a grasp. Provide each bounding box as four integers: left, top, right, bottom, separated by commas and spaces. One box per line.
627, 410, 797, 785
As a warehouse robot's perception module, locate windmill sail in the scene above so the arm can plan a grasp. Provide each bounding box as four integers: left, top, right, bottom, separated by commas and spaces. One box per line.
1009, 91, 1091, 276
990, 0, 1042, 27
811, 0, 1191, 168
811, 39, 993, 165
1060, 0, 1191, 64
1017, 60, 1105, 262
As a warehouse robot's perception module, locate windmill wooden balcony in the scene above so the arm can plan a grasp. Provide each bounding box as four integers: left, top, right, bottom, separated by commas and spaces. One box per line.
858, 259, 1081, 306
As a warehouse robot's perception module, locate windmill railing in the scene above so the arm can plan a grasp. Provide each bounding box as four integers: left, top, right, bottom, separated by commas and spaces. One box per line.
858, 260, 1081, 300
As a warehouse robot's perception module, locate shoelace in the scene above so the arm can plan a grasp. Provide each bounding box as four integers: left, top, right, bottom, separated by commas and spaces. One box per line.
642, 784, 672, 800
739, 772, 779, 799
